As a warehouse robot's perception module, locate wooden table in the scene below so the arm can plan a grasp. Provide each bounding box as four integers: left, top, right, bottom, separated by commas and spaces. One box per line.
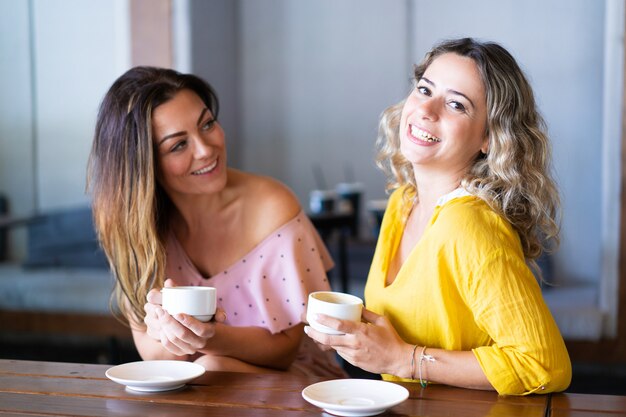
549, 392, 626, 416
0, 359, 558, 417
2, 360, 624, 416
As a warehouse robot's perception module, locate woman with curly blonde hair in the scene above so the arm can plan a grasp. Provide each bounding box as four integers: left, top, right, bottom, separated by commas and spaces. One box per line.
306, 38, 571, 394
88, 66, 344, 376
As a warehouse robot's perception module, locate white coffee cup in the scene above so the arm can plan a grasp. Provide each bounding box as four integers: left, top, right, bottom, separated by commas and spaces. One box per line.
161, 286, 216, 322
306, 291, 363, 335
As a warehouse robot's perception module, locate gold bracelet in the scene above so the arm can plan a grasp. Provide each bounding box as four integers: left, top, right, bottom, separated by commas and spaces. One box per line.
410, 344, 419, 380
418, 346, 436, 388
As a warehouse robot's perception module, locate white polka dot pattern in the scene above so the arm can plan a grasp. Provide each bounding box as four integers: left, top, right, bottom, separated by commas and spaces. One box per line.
165, 211, 334, 334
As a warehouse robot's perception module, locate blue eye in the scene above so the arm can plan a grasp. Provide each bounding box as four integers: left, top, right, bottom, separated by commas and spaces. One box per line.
448, 101, 466, 112
417, 86, 431, 96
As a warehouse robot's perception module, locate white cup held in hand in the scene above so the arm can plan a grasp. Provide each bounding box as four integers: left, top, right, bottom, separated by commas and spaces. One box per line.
306, 291, 363, 335
161, 286, 216, 322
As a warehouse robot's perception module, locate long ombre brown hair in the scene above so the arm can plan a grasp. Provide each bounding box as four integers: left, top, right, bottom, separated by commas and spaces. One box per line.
87, 66, 219, 325
375, 38, 560, 275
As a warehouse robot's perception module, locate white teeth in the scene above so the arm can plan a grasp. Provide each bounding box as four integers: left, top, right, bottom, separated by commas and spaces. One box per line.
192, 160, 218, 175
410, 125, 441, 142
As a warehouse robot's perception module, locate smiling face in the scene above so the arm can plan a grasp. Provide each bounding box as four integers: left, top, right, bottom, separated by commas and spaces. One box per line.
152, 89, 227, 199
400, 52, 489, 179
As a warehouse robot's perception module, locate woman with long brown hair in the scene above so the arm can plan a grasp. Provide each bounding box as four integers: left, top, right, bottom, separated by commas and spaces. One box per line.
88, 66, 343, 376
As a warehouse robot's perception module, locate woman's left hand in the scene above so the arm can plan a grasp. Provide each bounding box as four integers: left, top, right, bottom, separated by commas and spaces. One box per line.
305, 308, 410, 377
154, 307, 227, 356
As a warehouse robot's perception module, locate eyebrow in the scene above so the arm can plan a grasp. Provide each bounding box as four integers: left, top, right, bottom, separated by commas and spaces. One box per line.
197, 108, 208, 126
157, 108, 210, 145
420, 77, 475, 109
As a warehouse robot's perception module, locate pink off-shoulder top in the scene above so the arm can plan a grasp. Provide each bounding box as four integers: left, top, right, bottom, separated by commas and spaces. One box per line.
165, 210, 346, 377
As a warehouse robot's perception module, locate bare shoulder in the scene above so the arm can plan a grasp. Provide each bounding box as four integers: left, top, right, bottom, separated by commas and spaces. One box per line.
231, 170, 301, 236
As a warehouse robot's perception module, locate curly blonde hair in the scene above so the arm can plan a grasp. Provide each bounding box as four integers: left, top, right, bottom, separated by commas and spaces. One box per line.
375, 38, 560, 272
87, 66, 220, 325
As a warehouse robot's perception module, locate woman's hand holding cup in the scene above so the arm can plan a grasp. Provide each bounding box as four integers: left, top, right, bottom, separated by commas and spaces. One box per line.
144, 279, 225, 356
305, 291, 363, 335
161, 285, 217, 322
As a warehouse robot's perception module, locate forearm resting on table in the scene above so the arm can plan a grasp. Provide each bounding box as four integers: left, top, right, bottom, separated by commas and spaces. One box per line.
403, 345, 493, 391
130, 319, 303, 369
199, 323, 304, 370
428, 349, 493, 390
131, 325, 191, 361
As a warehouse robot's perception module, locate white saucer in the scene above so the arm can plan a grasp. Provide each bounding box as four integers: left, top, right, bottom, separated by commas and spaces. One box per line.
105, 360, 205, 392
302, 379, 409, 417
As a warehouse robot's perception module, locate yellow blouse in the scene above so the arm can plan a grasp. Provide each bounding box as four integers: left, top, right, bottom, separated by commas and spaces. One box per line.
364, 186, 571, 395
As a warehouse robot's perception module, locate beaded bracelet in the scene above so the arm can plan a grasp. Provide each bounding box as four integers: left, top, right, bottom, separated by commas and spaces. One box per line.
418, 346, 436, 388
410, 344, 419, 380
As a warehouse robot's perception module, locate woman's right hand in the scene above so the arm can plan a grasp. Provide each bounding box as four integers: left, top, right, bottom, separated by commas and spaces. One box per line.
155, 307, 225, 356
143, 279, 226, 356
305, 308, 411, 377
143, 278, 174, 341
